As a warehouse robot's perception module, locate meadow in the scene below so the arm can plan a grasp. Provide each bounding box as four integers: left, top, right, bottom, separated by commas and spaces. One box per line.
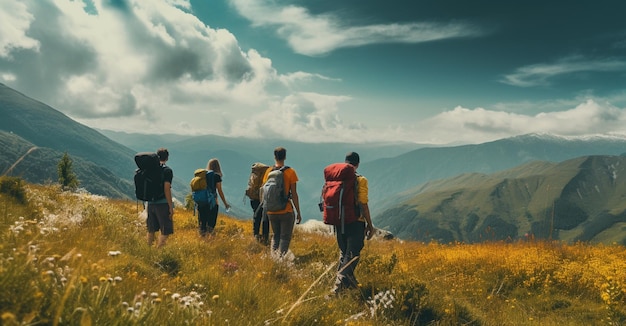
1, 176, 626, 325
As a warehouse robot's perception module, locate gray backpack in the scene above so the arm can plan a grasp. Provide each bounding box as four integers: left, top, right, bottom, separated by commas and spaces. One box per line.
261, 166, 290, 212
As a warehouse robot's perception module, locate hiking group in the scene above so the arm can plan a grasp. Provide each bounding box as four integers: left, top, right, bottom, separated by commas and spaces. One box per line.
134, 146, 375, 295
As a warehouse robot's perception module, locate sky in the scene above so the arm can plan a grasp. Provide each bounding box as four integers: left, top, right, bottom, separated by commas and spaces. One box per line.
1, 0, 626, 145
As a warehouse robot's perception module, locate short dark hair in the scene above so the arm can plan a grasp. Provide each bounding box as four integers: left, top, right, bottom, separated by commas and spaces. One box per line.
157, 148, 169, 161
274, 147, 287, 161
345, 152, 360, 165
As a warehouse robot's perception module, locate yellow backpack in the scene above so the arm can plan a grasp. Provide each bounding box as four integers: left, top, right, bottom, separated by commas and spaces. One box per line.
190, 168, 208, 191
190, 169, 216, 208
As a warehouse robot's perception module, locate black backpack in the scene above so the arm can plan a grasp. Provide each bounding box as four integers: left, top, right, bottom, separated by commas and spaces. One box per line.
134, 152, 165, 201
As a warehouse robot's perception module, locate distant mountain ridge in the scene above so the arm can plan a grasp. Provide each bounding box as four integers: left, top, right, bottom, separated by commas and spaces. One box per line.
0, 83, 140, 198
377, 155, 626, 244
0, 83, 137, 177
361, 133, 626, 217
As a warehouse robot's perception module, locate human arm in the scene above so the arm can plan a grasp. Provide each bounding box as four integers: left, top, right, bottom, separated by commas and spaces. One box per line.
358, 176, 374, 239
216, 182, 230, 210
289, 182, 302, 224
163, 167, 174, 218
361, 202, 374, 240
164, 181, 174, 218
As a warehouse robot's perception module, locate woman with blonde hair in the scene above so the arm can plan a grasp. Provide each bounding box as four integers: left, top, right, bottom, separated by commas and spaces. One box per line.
198, 158, 231, 236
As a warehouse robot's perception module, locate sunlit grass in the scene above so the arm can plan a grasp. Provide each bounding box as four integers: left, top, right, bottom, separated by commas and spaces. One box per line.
1, 179, 625, 325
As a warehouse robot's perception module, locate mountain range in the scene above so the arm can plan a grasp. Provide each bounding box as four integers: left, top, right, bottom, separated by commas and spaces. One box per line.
3, 82, 626, 243
381, 155, 626, 244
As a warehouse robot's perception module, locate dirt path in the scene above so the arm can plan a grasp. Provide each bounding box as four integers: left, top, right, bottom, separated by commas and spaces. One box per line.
3, 146, 38, 176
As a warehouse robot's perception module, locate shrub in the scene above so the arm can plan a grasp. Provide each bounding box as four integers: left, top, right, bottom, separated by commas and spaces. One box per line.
0, 176, 27, 204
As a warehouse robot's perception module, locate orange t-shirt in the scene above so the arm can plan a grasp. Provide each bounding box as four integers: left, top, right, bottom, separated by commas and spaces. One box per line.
262, 165, 298, 214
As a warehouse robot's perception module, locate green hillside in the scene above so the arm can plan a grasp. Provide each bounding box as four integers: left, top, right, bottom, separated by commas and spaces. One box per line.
0, 131, 133, 198
0, 83, 137, 179
362, 134, 626, 218
380, 155, 626, 244
0, 83, 193, 200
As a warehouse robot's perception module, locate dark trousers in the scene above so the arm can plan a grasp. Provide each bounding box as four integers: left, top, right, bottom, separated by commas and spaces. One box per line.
251, 199, 269, 243
197, 203, 219, 236
335, 221, 365, 289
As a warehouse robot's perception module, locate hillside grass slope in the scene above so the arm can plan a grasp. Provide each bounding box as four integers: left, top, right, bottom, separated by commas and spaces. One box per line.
381, 155, 626, 244
0, 131, 134, 199
1, 177, 626, 325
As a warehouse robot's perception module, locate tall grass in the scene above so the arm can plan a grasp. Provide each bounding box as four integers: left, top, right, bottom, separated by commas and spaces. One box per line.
1, 179, 625, 325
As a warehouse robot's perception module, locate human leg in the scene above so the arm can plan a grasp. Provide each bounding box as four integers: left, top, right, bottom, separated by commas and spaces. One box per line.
268, 212, 295, 256
147, 232, 155, 246
334, 222, 365, 291
341, 222, 365, 287
261, 215, 270, 245
197, 204, 210, 237
154, 203, 173, 248
251, 200, 261, 237
207, 204, 219, 234
268, 213, 281, 252
146, 203, 161, 246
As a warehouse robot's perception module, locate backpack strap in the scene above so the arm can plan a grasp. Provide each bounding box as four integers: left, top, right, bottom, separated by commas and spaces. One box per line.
206, 170, 216, 193
279, 166, 292, 198
272, 165, 290, 172
354, 173, 361, 212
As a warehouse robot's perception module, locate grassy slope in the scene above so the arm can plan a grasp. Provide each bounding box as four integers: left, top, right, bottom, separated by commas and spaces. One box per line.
1, 181, 625, 325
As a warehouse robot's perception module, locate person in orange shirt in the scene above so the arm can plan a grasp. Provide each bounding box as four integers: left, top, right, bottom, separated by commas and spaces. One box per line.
262, 147, 302, 257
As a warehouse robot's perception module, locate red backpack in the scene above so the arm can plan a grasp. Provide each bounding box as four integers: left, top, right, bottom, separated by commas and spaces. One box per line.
321, 163, 360, 232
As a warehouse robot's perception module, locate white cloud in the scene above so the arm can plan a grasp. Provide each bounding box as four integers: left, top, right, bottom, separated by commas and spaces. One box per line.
0, 1, 284, 123
229, 92, 361, 142
279, 72, 340, 87
502, 56, 626, 87
229, 0, 484, 56
3, 1, 626, 146
0, 0, 381, 142
0, 0, 40, 57
406, 99, 626, 144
